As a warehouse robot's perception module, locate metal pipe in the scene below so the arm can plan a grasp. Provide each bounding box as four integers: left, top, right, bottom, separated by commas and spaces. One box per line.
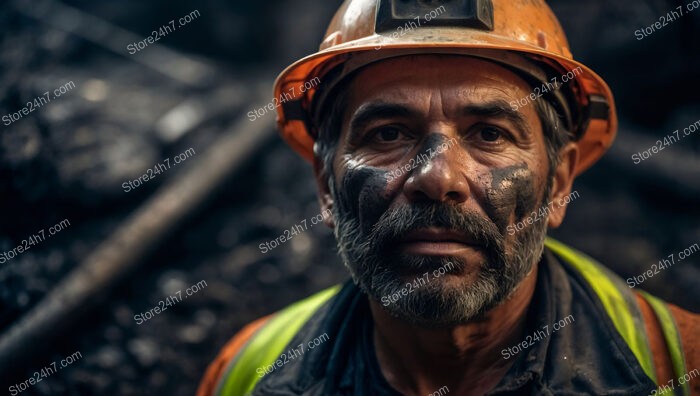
0, 94, 277, 375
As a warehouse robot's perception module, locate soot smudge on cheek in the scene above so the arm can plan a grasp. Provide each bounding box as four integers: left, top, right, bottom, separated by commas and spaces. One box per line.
338, 165, 392, 234
484, 164, 538, 232
336, 134, 451, 234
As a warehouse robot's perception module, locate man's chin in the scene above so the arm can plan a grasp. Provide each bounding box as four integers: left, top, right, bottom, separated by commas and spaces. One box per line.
365, 266, 504, 327
376, 286, 501, 328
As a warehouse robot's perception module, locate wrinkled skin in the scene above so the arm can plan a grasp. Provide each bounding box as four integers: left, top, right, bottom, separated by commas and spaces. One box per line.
316, 55, 577, 326
313, 55, 579, 395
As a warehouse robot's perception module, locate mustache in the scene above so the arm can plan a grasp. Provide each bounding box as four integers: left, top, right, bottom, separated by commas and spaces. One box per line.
367, 202, 504, 254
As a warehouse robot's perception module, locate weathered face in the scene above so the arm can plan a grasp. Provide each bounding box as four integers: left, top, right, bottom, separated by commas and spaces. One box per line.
318, 55, 566, 326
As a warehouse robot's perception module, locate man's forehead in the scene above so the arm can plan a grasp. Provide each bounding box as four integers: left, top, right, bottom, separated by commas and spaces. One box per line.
345, 54, 533, 105
342, 54, 537, 125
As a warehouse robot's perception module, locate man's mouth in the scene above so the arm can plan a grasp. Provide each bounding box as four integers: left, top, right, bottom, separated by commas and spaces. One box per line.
395, 227, 482, 256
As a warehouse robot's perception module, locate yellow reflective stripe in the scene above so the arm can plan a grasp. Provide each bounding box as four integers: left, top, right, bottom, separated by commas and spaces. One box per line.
544, 238, 658, 383
216, 285, 341, 396
638, 291, 690, 396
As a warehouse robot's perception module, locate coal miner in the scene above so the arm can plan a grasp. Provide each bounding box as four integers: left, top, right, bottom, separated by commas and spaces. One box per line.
200, 0, 700, 395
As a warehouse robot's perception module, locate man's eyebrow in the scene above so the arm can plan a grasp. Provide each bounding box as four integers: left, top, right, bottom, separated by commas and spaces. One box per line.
461, 100, 533, 138
348, 102, 420, 139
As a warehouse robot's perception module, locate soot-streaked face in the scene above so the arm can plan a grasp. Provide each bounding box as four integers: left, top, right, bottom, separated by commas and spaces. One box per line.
327, 55, 553, 326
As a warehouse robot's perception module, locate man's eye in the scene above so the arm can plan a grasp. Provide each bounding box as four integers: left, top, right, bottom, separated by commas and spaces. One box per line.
371, 126, 403, 142
480, 127, 502, 142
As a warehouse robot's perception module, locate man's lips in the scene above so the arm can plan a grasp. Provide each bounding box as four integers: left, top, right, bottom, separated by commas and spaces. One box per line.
395, 228, 482, 256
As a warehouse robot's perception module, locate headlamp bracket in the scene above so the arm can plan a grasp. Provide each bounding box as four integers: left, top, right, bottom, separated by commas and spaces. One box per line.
375, 0, 494, 33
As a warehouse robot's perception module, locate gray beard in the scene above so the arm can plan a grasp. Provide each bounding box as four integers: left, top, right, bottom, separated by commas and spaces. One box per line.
331, 180, 550, 328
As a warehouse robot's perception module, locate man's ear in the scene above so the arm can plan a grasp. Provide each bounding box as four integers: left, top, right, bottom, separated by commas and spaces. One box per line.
313, 155, 336, 229
547, 142, 579, 228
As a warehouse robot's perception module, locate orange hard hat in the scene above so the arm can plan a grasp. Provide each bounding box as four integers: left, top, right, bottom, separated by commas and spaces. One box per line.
273, 0, 617, 176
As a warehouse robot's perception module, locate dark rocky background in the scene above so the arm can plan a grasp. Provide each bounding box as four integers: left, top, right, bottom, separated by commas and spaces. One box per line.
0, 0, 697, 394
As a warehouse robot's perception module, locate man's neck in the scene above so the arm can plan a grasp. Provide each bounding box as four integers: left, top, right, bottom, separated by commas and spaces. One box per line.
369, 265, 539, 396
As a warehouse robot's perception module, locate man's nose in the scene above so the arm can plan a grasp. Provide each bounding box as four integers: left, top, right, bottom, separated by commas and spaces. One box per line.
403, 135, 470, 204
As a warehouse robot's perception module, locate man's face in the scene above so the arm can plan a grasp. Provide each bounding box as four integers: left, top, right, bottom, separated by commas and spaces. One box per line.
322, 55, 558, 327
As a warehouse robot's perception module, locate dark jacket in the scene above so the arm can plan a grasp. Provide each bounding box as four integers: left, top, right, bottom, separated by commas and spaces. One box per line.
199, 247, 700, 396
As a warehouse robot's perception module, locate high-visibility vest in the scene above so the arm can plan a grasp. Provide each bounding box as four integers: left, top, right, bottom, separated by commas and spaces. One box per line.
209, 238, 691, 396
